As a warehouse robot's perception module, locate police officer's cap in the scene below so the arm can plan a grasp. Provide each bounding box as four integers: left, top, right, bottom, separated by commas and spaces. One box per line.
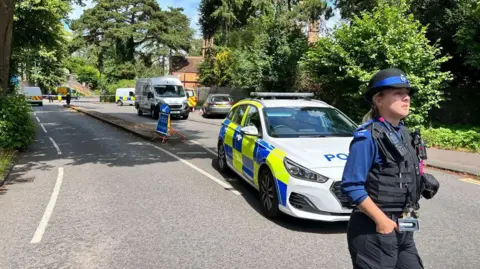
365, 68, 418, 103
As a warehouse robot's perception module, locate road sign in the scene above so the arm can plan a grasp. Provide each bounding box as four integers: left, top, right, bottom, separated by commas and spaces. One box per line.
155, 104, 171, 136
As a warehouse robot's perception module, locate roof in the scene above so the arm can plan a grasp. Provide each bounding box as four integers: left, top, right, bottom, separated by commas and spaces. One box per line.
171, 56, 204, 73
239, 99, 331, 108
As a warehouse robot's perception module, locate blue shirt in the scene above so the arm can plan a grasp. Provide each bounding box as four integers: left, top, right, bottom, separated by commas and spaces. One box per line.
340, 118, 406, 206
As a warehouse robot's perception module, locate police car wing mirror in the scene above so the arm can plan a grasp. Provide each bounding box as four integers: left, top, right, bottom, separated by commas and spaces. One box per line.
241, 125, 259, 137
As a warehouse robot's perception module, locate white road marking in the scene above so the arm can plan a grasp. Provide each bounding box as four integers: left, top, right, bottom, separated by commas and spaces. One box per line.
40, 124, 48, 133
189, 139, 217, 156
176, 152, 208, 155
31, 167, 64, 244
33, 112, 36, 116
49, 137, 62, 155
151, 145, 241, 195
35, 116, 41, 123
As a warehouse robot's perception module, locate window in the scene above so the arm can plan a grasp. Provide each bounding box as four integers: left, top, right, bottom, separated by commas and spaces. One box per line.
232, 105, 247, 125
244, 106, 263, 134
211, 95, 232, 103
154, 85, 185, 97
129, 91, 135, 97
186, 90, 194, 97
227, 106, 238, 120
143, 85, 150, 95
263, 107, 358, 138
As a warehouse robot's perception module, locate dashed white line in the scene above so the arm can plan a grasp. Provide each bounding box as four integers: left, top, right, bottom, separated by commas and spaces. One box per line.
35, 116, 41, 123
40, 124, 48, 133
189, 139, 217, 156
151, 145, 241, 195
31, 167, 64, 244
49, 137, 62, 155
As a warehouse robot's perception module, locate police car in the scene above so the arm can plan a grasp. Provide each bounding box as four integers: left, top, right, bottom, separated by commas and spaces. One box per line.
216, 92, 357, 222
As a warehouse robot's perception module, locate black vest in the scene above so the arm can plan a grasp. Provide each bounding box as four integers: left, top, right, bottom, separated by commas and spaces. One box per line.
364, 122, 422, 212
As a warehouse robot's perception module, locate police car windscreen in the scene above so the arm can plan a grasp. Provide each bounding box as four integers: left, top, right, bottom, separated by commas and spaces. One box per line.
154, 85, 185, 97
263, 107, 357, 138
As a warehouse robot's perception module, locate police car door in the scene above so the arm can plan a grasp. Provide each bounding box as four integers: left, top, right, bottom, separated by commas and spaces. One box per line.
225, 104, 248, 174
240, 105, 263, 184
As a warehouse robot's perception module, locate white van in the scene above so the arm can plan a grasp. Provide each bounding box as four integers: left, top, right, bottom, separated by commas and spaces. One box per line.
115, 88, 135, 106
135, 76, 189, 120
21, 86, 43, 106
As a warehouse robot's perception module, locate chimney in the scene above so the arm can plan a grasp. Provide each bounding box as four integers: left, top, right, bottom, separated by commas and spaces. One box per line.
308, 19, 320, 44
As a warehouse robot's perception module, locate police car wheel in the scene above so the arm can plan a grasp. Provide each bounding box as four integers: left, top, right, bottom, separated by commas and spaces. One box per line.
259, 169, 280, 218
217, 142, 228, 172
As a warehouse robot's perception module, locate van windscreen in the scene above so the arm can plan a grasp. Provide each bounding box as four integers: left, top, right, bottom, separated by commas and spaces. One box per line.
154, 85, 185, 97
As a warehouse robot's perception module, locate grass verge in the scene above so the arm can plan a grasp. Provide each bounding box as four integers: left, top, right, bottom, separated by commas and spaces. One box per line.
0, 149, 16, 181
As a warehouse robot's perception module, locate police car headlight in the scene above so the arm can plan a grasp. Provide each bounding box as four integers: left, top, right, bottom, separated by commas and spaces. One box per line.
283, 158, 329, 183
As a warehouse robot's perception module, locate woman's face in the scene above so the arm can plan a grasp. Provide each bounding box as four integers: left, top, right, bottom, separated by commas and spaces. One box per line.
375, 88, 411, 119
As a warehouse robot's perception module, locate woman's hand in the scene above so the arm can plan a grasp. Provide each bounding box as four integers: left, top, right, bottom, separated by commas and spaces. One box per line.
375, 217, 398, 234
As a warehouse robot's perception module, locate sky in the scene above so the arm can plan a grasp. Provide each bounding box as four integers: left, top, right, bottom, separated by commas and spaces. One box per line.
68, 0, 342, 38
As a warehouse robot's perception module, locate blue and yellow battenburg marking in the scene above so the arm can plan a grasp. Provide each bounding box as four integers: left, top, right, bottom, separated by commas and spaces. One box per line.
219, 101, 290, 206
116, 96, 136, 102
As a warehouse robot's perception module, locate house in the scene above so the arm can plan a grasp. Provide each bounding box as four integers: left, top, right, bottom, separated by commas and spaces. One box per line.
170, 56, 204, 88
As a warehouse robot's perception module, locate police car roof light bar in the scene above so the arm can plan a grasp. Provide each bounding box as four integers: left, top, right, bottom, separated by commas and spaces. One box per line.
250, 92, 314, 99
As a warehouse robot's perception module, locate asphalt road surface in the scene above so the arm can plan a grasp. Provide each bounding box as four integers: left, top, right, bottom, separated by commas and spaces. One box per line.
0, 101, 479, 269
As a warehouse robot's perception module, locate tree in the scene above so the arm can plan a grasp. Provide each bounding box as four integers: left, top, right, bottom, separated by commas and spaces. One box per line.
0, 0, 16, 94
300, 0, 452, 126
71, 0, 193, 82
1, 0, 84, 94
334, 0, 379, 20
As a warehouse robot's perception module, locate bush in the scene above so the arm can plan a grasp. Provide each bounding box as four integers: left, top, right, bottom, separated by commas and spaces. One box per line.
0, 94, 36, 150
421, 126, 480, 153
299, 0, 452, 125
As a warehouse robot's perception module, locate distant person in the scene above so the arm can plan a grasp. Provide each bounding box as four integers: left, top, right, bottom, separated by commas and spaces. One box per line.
66, 92, 71, 106
48, 91, 53, 103
340, 68, 440, 269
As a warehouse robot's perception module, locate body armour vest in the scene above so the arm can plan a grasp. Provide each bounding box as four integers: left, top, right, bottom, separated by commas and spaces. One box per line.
364, 122, 422, 212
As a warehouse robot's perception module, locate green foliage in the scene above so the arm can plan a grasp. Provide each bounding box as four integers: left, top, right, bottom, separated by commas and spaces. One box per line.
0, 94, 36, 150
106, 79, 136, 95
0, 149, 15, 180
300, 0, 452, 125
421, 125, 480, 153
198, 1, 310, 91
70, 0, 194, 83
65, 56, 100, 89
10, 0, 73, 93
455, 1, 480, 69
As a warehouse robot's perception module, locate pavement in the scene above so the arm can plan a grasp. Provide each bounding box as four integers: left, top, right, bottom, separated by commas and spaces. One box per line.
0, 101, 479, 269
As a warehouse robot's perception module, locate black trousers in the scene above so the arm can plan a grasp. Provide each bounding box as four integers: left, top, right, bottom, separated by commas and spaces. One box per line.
347, 211, 424, 269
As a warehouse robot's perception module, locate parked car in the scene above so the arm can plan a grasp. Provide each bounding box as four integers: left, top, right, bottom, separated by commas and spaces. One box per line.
202, 94, 233, 118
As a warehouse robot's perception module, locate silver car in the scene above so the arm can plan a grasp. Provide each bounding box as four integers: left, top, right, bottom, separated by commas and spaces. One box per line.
202, 94, 234, 118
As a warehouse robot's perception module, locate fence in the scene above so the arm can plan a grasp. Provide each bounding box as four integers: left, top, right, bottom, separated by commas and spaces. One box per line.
196, 87, 252, 104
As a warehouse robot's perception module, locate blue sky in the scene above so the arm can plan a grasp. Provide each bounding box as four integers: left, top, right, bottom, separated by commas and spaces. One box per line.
68, 0, 341, 37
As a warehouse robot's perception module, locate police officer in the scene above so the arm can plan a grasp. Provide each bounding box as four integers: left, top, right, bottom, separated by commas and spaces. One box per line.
341, 68, 440, 269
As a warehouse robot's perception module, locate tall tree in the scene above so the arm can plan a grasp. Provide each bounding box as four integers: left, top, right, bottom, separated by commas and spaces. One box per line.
71, 0, 193, 81
0, 0, 16, 94
1, 0, 84, 94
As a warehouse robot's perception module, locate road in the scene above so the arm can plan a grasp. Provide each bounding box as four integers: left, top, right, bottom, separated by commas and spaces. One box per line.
0, 101, 478, 269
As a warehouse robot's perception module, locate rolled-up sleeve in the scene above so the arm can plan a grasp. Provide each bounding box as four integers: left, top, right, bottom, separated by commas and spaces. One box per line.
340, 129, 376, 206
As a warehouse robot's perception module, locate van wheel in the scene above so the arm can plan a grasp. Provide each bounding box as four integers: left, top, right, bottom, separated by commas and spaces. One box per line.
137, 109, 143, 116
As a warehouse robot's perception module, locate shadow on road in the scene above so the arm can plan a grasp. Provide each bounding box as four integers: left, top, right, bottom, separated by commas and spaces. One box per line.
210, 159, 348, 235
